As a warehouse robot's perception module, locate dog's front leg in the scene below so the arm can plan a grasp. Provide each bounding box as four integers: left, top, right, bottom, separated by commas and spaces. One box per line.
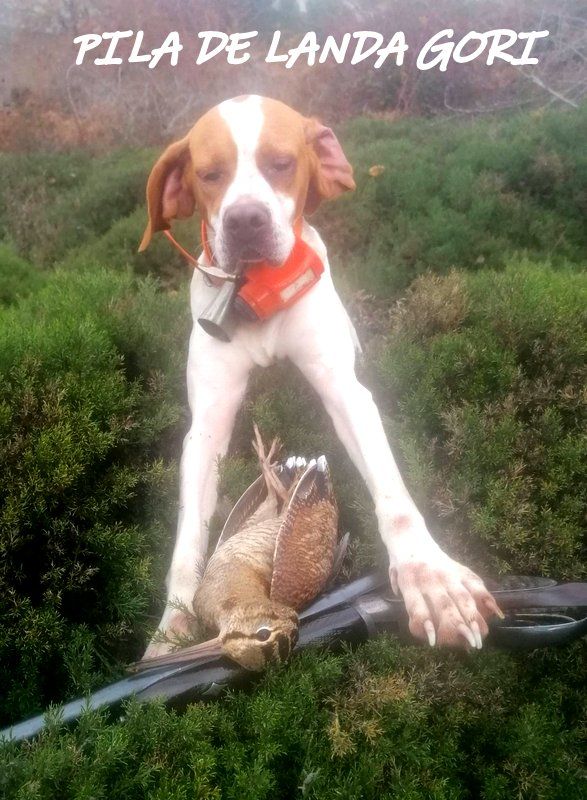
285, 285, 502, 649
143, 330, 253, 659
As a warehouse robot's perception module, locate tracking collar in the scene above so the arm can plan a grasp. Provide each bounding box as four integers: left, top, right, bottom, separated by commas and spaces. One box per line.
164, 218, 324, 324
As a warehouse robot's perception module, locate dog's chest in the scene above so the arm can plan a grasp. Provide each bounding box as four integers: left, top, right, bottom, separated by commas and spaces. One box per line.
189, 272, 287, 367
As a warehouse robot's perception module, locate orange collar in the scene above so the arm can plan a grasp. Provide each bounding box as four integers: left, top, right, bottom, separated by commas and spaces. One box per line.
163, 217, 324, 324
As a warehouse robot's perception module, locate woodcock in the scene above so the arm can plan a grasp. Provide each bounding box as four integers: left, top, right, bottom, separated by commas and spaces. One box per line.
137, 426, 341, 672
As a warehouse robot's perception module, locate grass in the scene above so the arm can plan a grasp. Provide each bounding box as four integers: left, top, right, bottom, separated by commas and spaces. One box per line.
0, 105, 585, 798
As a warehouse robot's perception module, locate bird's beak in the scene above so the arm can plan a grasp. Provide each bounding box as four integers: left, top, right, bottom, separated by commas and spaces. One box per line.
128, 636, 223, 673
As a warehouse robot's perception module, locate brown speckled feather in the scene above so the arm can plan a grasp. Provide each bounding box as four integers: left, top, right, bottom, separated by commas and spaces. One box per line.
271, 461, 339, 610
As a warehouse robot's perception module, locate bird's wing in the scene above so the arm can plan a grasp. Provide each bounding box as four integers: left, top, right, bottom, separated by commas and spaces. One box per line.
270, 457, 339, 611
213, 460, 301, 554
213, 474, 267, 554
327, 531, 350, 588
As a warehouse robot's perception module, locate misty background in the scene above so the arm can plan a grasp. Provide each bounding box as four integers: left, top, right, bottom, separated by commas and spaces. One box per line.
0, 0, 586, 150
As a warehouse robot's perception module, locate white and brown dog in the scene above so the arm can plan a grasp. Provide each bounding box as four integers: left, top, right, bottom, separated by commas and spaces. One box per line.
139, 95, 501, 659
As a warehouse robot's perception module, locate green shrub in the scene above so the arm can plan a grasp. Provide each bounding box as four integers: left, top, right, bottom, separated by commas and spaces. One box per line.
39, 150, 155, 265
0, 244, 45, 305
58, 207, 192, 289
375, 262, 587, 578
1, 639, 584, 799
317, 106, 587, 294
0, 150, 155, 266
0, 151, 92, 260
0, 268, 189, 725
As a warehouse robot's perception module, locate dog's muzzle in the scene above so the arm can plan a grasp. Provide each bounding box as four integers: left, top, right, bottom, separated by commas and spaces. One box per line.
223, 201, 272, 264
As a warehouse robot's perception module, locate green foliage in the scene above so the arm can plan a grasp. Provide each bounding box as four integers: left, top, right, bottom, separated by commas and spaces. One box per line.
375, 263, 587, 577
1, 640, 584, 799
58, 207, 191, 289
0, 269, 189, 724
0, 151, 91, 246
317, 106, 587, 294
0, 149, 155, 266
0, 244, 45, 305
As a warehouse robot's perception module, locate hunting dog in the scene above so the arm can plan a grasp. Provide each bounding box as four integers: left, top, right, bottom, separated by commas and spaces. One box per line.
139, 95, 501, 659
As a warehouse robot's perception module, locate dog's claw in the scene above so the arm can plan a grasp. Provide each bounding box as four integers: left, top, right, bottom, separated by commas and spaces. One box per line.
470, 619, 483, 649
424, 619, 436, 647
486, 597, 505, 619
458, 623, 478, 650
396, 551, 499, 650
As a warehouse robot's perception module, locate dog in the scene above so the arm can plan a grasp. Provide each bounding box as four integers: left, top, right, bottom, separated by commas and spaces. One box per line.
139, 95, 501, 659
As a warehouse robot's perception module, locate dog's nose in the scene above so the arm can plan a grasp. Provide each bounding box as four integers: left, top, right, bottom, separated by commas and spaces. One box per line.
224, 202, 270, 242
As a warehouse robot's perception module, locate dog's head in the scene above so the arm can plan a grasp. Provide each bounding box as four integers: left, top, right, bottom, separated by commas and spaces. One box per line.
139, 95, 355, 270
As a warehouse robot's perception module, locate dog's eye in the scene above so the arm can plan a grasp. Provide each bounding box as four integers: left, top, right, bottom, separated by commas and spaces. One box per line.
201, 169, 223, 183
271, 157, 294, 173
255, 627, 272, 641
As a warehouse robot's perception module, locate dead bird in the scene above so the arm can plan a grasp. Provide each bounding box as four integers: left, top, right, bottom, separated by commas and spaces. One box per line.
136, 426, 342, 672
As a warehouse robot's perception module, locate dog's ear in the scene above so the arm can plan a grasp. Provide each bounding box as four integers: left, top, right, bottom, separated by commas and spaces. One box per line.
139, 137, 196, 251
304, 119, 355, 215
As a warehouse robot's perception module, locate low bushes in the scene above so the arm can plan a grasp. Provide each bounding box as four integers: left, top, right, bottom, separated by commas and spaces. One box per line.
0, 244, 45, 305
1, 639, 584, 799
0, 269, 189, 724
58, 207, 190, 289
373, 263, 586, 579
317, 106, 587, 294
0, 149, 154, 266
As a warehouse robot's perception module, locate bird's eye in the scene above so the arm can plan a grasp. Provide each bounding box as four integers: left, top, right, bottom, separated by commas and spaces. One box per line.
255, 627, 272, 642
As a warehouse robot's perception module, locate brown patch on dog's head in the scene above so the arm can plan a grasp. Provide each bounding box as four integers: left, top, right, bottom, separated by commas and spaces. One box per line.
256, 97, 356, 220
139, 106, 237, 251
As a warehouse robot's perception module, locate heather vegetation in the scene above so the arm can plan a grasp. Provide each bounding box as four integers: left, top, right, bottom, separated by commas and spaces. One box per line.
0, 107, 585, 798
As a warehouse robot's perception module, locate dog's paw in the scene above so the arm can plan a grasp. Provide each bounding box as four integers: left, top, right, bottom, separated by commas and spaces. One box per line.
390, 555, 503, 650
